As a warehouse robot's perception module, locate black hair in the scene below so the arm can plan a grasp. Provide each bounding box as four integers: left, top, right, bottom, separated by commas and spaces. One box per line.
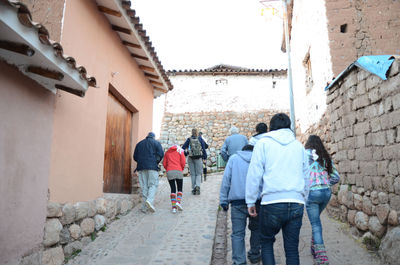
255, 123, 268, 134
305, 135, 333, 174
269, 113, 291, 131
242, 144, 254, 151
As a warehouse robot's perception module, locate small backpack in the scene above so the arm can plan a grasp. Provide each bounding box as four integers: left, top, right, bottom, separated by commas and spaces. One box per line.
189, 137, 203, 159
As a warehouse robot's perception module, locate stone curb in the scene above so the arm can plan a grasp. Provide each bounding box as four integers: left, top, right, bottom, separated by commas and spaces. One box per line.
211, 207, 228, 265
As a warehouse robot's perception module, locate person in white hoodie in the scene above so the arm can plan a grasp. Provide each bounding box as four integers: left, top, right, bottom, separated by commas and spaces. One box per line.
246, 113, 309, 265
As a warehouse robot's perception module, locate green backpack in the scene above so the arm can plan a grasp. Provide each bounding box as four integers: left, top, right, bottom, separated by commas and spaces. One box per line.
189, 138, 203, 159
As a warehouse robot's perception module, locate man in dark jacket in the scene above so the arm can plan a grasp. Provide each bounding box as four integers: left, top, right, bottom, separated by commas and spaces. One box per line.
134, 132, 164, 213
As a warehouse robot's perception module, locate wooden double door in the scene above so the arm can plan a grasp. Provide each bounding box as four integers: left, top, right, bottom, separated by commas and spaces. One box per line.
103, 92, 132, 194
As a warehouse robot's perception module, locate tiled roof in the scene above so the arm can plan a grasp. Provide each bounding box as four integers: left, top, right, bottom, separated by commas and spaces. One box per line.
1, 0, 96, 96
96, 0, 173, 96
167, 64, 287, 75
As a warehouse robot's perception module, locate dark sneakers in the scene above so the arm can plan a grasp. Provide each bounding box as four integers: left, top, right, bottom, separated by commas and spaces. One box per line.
193, 186, 200, 195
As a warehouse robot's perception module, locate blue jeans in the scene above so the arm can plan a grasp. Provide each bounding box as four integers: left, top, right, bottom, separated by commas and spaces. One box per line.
231, 204, 261, 265
306, 188, 331, 245
138, 170, 159, 209
259, 203, 304, 265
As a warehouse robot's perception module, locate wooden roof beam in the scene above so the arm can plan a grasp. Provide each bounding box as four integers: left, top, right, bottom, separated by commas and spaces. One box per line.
139, 65, 155, 72
98, 6, 122, 17
144, 72, 159, 80
0, 40, 35, 56
149, 80, 164, 87
131, 53, 148, 61
27, 65, 64, 81
122, 40, 141, 49
111, 25, 131, 35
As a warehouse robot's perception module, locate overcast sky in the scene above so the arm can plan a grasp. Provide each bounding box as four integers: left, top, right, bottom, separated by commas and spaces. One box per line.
133, 0, 287, 70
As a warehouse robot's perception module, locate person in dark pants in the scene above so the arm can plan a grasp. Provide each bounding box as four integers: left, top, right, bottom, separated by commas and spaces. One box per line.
220, 145, 261, 265
133, 132, 164, 213
246, 113, 310, 265
182, 128, 207, 195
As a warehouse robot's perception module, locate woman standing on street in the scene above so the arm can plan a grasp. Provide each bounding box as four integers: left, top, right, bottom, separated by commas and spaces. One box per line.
305, 135, 340, 265
163, 144, 186, 213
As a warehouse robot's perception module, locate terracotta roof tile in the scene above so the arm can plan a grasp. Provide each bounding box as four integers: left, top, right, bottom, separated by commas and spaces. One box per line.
4, 0, 97, 88
167, 64, 287, 76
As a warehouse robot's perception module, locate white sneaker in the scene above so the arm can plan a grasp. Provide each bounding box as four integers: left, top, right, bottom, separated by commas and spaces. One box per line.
145, 200, 156, 213
176, 202, 183, 211
172, 208, 177, 214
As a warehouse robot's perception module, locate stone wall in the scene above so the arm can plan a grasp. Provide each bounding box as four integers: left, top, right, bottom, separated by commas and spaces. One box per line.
159, 110, 287, 172
20, 192, 140, 265
326, 59, 400, 263
326, 0, 400, 76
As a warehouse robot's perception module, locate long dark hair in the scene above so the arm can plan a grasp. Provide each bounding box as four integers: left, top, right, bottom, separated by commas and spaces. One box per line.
305, 135, 332, 174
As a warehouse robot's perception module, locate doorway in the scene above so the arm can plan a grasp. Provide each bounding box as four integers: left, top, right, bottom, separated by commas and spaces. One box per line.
103, 90, 133, 194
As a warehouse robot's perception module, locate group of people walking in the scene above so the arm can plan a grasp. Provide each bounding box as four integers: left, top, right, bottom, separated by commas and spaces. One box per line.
132, 113, 340, 265
133, 128, 208, 214
219, 113, 340, 265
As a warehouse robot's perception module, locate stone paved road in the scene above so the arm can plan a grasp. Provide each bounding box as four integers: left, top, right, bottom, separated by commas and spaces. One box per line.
68, 173, 382, 265
67, 173, 222, 265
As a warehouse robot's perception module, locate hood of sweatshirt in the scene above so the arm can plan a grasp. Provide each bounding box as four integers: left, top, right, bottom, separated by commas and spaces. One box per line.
262, 128, 295, 146
167, 145, 184, 154
236, 150, 252, 163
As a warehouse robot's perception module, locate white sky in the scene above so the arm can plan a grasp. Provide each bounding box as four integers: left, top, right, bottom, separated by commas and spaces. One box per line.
133, 0, 287, 70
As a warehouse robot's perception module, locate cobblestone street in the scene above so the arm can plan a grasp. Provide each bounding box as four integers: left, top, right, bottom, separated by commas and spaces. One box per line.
66, 173, 382, 265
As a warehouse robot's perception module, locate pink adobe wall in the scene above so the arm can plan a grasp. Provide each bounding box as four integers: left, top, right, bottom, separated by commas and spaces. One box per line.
0, 61, 54, 264
49, 0, 154, 203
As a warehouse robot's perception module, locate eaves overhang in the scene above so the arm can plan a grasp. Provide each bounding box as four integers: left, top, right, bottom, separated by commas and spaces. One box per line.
96, 0, 173, 98
0, 1, 96, 97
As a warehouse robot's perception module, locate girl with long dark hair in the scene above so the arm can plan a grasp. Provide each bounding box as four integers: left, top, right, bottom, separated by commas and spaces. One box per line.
305, 135, 340, 265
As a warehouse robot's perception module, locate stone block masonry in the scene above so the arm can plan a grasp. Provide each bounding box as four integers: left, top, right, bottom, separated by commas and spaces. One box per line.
19, 193, 140, 265
326, 58, 400, 264
160, 110, 286, 172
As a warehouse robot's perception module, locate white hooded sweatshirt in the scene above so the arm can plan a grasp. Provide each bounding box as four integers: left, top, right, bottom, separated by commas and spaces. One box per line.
246, 128, 310, 207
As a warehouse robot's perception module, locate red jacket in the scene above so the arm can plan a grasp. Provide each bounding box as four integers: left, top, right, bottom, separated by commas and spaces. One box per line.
163, 145, 186, 172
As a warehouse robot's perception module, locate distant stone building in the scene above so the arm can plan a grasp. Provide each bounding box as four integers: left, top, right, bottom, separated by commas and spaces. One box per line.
159, 65, 288, 171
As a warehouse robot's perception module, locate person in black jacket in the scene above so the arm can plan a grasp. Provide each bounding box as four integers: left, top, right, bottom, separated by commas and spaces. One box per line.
133, 132, 164, 213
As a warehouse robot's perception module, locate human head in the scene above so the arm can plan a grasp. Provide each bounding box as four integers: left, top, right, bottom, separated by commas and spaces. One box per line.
255, 122, 268, 134
242, 144, 254, 151
269, 113, 291, 131
199, 132, 203, 136
230, 126, 239, 135
192, 128, 198, 137
305, 135, 324, 150
147, 132, 155, 138
305, 134, 332, 174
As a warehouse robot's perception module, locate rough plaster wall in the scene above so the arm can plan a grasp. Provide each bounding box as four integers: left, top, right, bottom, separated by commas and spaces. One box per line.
326, 0, 400, 76
165, 74, 289, 113
20, 0, 65, 42
290, 0, 334, 132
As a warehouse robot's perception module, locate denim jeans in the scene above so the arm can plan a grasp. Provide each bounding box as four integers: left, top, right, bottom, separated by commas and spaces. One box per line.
230, 203, 261, 265
138, 170, 159, 209
306, 188, 331, 245
259, 203, 304, 265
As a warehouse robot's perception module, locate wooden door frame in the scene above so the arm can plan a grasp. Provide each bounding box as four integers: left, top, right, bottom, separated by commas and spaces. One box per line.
103, 84, 137, 193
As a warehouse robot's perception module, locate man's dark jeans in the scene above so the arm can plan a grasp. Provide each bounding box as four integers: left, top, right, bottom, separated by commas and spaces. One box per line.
259, 202, 304, 265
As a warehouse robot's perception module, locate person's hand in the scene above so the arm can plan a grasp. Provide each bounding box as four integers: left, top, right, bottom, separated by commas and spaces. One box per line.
220, 204, 229, 211
248, 206, 257, 217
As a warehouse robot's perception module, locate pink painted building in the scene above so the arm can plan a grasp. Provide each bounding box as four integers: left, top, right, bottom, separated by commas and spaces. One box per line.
0, 1, 172, 263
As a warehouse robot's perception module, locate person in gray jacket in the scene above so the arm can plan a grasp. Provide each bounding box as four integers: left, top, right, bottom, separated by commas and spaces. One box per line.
220, 126, 248, 162
220, 145, 261, 265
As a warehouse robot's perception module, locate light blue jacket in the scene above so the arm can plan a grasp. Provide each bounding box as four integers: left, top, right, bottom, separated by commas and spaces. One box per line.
246, 128, 310, 207
220, 150, 259, 205
220, 133, 248, 161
